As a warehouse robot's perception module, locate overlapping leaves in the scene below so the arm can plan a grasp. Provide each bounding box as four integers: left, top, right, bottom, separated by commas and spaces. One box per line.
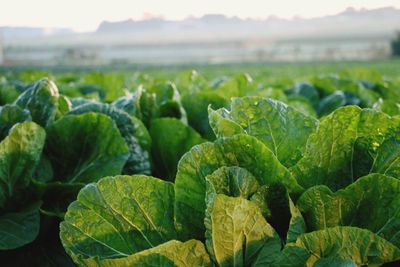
0, 122, 46, 250
60, 96, 400, 266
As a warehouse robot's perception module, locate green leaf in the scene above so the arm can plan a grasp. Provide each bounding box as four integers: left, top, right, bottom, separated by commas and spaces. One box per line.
175, 70, 209, 94
149, 82, 187, 124
82, 72, 126, 102
291, 106, 400, 191
275, 227, 400, 266
371, 138, 400, 178
137, 87, 157, 128
205, 166, 259, 199
149, 118, 203, 181
14, 78, 59, 127
174, 134, 302, 240
60, 175, 176, 263
250, 183, 306, 242
182, 91, 228, 140
0, 122, 46, 210
208, 107, 245, 138
211, 73, 255, 98
55, 95, 72, 119
297, 174, 400, 247
286, 198, 306, 244
317, 91, 346, 116
290, 82, 319, 108
270, 245, 309, 267
76, 240, 211, 267
313, 258, 357, 267
114, 84, 187, 128
287, 96, 317, 118
0, 80, 20, 105
235, 73, 255, 95
77, 84, 105, 100
71, 98, 97, 108
256, 87, 288, 103
211, 78, 240, 98
0, 122, 45, 250
33, 154, 54, 183
311, 75, 338, 96
0, 212, 76, 266
0, 202, 41, 250
205, 194, 281, 267
249, 186, 271, 219
112, 92, 140, 117
111, 85, 158, 127
0, 104, 31, 141
67, 102, 151, 175
45, 113, 129, 184
209, 97, 318, 167
204, 166, 305, 243
373, 98, 400, 116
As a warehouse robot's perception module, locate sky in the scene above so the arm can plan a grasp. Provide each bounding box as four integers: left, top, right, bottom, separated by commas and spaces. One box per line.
1, 0, 400, 32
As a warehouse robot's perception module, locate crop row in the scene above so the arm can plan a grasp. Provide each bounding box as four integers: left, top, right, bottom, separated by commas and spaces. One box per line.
0, 69, 399, 266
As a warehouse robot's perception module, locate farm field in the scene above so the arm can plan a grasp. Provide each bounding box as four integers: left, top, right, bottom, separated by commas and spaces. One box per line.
1, 60, 400, 266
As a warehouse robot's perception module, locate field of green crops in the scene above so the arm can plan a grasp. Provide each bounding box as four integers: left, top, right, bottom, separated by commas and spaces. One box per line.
1, 60, 400, 266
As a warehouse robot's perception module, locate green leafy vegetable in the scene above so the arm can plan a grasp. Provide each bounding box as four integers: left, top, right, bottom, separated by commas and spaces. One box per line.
175, 134, 302, 240
14, 78, 59, 127
0, 122, 45, 250
2, 68, 400, 266
370, 138, 400, 178
0, 122, 46, 210
149, 118, 203, 181
205, 166, 259, 199
77, 240, 211, 267
292, 106, 400, 190
60, 175, 212, 266
205, 194, 281, 267
0, 104, 31, 141
209, 97, 318, 167
45, 113, 129, 183
67, 102, 151, 175
298, 174, 400, 247
182, 91, 228, 140
274, 227, 400, 266
0, 202, 41, 250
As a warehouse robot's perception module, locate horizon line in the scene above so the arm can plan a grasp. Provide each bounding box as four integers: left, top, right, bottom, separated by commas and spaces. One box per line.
0, 5, 398, 33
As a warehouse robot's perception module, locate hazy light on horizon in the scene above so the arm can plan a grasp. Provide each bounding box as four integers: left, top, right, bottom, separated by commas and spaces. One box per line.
1, 0, 400, 32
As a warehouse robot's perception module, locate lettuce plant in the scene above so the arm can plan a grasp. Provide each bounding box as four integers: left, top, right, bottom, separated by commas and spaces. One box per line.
60, 97, 400, 266
0, 122, 45, 249
0, 67, 399, 266
0, 79, 136, 261
66, 102, 151, 175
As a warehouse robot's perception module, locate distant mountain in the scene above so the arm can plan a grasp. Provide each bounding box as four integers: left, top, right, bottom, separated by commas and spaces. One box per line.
95, 7, 400, 41
98, 18, 166, 32
2, 7, 400, 43
2, 6, 400, 66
